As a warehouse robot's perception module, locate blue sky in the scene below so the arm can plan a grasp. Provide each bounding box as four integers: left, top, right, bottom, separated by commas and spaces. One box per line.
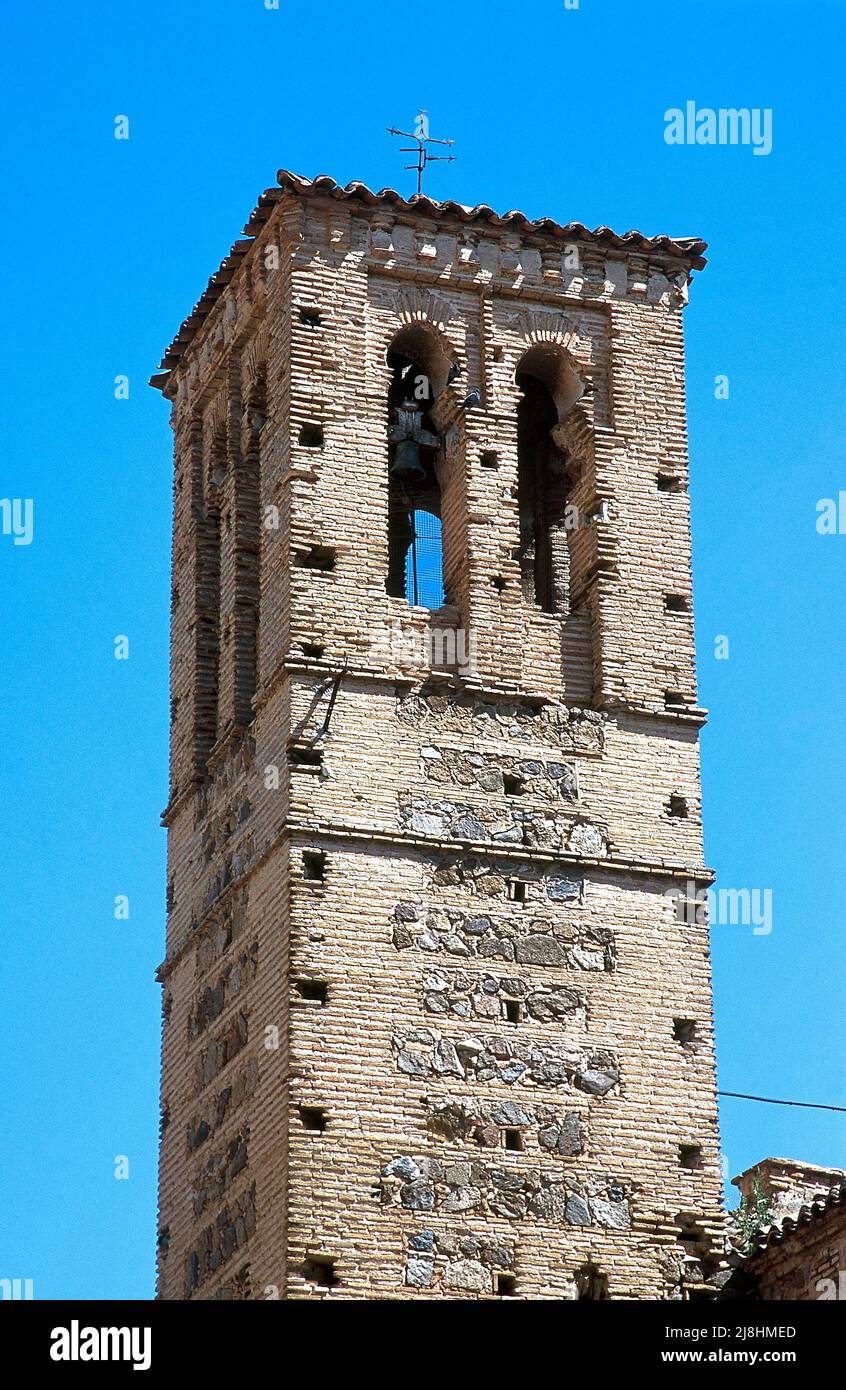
1, 0, 844, 1299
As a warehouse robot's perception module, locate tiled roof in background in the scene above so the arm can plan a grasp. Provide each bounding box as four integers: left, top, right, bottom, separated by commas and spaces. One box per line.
744, 1182, 846, 1259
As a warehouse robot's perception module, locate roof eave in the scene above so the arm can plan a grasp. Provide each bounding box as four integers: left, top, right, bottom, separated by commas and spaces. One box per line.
151, 169, 707, 394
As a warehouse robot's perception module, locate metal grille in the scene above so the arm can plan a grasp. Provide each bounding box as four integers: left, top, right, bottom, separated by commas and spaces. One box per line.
405, 508, 444, 609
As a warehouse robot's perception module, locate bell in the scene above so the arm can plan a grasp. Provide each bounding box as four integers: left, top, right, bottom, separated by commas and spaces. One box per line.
390, 438, 426, 485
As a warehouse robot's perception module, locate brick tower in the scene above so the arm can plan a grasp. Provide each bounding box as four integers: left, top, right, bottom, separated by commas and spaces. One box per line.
152, 170, 726, 1300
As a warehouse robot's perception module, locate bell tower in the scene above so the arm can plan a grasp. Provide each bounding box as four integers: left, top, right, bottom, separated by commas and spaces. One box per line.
153, 169, 726, 1299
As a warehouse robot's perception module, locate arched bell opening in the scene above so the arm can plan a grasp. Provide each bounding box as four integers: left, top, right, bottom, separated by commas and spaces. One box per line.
515, 345, 583, 617
385, 324, 458, 610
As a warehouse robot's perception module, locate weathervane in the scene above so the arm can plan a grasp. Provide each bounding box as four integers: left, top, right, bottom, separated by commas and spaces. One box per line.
388, 110, 456, 197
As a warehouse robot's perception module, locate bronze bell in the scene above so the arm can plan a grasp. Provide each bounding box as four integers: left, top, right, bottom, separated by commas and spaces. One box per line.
390, 438, 427, 485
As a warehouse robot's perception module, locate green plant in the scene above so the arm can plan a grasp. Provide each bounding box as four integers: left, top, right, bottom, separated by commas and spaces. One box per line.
734, 1168, 775, 1252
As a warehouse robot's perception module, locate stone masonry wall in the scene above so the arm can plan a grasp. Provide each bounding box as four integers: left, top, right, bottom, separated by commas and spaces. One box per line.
153, 176, 725, 1300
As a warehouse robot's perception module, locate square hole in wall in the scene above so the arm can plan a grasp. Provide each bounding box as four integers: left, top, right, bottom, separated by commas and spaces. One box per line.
503, 1128, 523, 1152
303, 1255, 339, 1287
298, 307, 322, 328
289, 744, 323, 771
576, 1265, 609, 1300
496, 1273, 517, 1297
302, 850, 326, 883
492, 345, 505, 363
299, 1106, 327, 1132
480, 450, 499, 469
503, 998, 522, 1024
673, 1018, 698, 1046
507, 880, 527, 904
665, 594, 689, 613
301, 642, 325, 660
295, 979, 328, 1005
664, 691, 688, 710
676, 1214, 706, 1249
674, 895, 702, 926
298, 423, 324, 448
679, 1145, 703, 1170
667, 795, 688, 818
295, 545, 335, 571
657, 473, 684, 493
491, 575, 506, 592
502, 773, 526, 796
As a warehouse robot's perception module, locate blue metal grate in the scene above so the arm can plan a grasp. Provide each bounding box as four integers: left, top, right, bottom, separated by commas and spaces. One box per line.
405, 509, 444, 609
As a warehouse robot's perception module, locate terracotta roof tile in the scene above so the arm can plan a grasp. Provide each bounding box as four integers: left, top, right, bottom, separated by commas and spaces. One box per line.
152, 169, 707, 387
743, 1182, 846, 1259
270, 170, 707, 260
